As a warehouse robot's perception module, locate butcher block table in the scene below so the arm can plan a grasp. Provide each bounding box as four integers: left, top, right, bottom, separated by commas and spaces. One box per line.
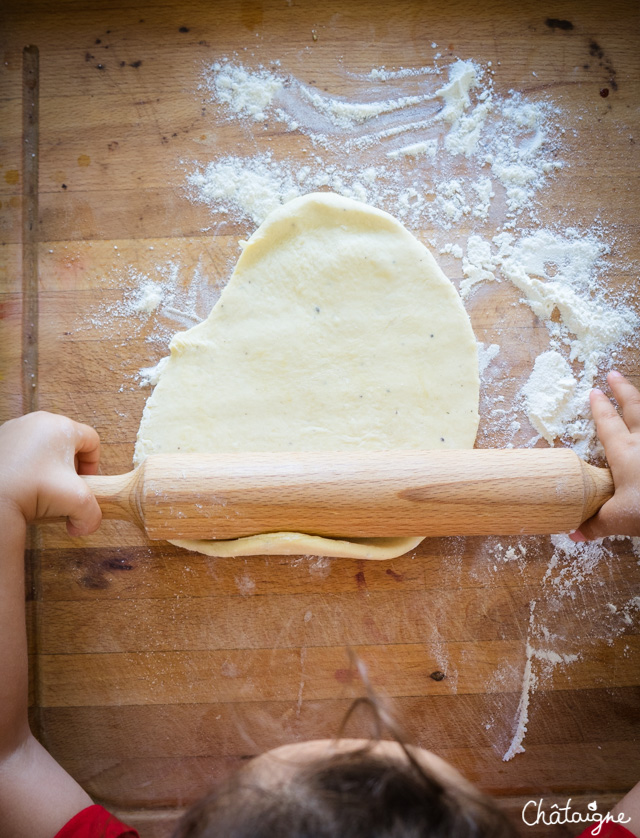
1, 1, 639, 835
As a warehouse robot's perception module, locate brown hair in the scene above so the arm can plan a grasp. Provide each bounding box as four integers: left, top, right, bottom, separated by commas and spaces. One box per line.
172, 694, 516, 838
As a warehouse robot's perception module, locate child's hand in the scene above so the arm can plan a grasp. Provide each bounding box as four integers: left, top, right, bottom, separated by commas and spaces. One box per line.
0, 411, 102, 536
571, 371, 640, 541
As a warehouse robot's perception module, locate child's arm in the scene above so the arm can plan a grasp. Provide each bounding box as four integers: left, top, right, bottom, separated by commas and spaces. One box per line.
571, 371, 640, 541
0, 412, 102, 838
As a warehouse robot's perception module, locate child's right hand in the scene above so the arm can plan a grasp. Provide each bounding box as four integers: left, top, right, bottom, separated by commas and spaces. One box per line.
0, 411, 102, 536
571, 371, 640, 541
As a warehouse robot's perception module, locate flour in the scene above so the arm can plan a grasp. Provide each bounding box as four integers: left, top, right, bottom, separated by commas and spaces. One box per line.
434, 59, 478, 124
502, 638, 580, 761
461, 235, 497, 297
497, 530, 640, 761
188, 153, 302, 225
434, 179, 470, 225
471, 176, 494, 220
203, 58, 446, 141
78, 253, 229, 394
477, 342, 500, 377
440, 242, 463, 259
460, 229, 638, 456
138, 356, 169, 388
620, 597, 640, 626
195, 57, 561, 226
544, 533, 614, 596
444, 99, 493, 157
503, 601, 537, 762
133, 283, 164, 314
386, 139, 438, 160
209, 61, 283, 121
497, 231, 636, 366
366, 65, 439, 81
522, 351, 577, 444
86, 266, 174, 335
502, 646, 535, 762
297, 86, 430, 130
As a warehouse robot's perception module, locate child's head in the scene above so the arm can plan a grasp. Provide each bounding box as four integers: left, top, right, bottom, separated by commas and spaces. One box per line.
173, 737, 517, 837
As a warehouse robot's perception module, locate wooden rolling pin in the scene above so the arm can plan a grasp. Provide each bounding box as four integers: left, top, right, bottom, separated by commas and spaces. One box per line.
69, 449, 613, 540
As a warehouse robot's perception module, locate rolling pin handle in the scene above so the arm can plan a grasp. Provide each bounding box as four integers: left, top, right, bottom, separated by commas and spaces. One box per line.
579, 460, 614, 524
83, 467, 145, 532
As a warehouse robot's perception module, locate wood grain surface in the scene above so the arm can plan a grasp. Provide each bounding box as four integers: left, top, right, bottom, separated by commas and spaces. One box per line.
1, 1, 639, 836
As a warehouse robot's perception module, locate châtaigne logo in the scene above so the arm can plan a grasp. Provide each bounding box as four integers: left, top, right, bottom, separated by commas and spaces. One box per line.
521, 798, 631, 834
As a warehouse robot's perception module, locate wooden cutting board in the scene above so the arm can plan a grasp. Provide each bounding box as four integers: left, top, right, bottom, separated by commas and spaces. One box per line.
1, 1, 639, 835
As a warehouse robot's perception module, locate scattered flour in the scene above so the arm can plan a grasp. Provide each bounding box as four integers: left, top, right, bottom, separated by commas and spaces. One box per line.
96, 50, 637, 764
471, 176, 494, 220
522, 351, 577, 444
502, 643, 535, 762
461, 229, 638, 456
204, 58, 442, 141
386, 139, 438, 160
503, 638, 580, 762
503, 601, 537, 762
210, 61, 283, 121
434, 59, 478, 124
477, 342, 500, 377
366, 64, 439, 81
461, 235, 497, 297
497, 230, 636, 368
440, 242, 463, 258
297, 85, 430, 130
80, 255, 228, 390
498, 531, 639, 760
133, 283, 164, 313
235, 572, 256, 595
194, 57, 562, 227
188, 152, 302, 225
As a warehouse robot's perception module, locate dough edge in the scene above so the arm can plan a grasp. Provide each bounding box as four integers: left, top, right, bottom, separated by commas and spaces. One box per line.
170, 534, 425, 560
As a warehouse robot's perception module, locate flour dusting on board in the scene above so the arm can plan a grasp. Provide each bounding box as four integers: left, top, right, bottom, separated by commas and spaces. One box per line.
463, 229, 638, 457
78, 252, 229, 388
515, 541, 638, 760
90, 48, 639, 762
190, 58, 563, 230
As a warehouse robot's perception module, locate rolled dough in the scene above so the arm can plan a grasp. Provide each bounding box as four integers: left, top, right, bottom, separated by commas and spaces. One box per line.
134, 192, 479, 559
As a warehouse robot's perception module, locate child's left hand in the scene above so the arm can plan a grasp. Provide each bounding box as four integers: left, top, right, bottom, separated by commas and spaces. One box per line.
0, 411, 102, 536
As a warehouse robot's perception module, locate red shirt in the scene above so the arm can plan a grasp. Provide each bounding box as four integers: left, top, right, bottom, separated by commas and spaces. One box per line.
578, 823, 636, 837
54, 805, 139, 838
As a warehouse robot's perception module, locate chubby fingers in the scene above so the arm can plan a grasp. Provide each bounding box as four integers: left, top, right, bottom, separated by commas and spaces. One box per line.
65, 476, 102, 537
607, 370, 640, 433
589, 386, 629, 454
66, 421, 101, 534
569, 382, 620, 542
572, 505, 614, 542
73, 421, 101, 475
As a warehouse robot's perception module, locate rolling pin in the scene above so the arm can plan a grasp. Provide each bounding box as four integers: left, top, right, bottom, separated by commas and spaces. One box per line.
64, 449, 613, 540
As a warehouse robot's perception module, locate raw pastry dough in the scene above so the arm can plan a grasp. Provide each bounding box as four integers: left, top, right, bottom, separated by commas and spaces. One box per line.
134, 193, 479, 559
